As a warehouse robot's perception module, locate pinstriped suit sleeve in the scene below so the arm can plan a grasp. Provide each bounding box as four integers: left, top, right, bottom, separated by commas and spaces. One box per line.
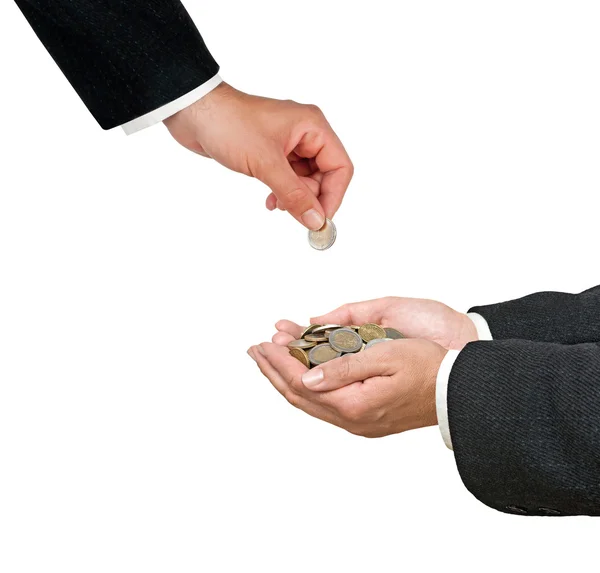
470, 285, 600, 344
14, 0, 219, 129
448, 339, 600, 516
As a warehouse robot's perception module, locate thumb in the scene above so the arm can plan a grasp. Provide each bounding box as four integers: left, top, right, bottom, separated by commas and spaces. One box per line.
300, 349, 387, 392
259, 158, 325, 230
311, 299, 390, 328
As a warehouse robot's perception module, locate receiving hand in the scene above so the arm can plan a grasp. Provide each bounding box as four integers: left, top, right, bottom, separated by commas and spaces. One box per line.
164, 82, 354, 230
248, 338, 446, 438
272, 296, 478, 351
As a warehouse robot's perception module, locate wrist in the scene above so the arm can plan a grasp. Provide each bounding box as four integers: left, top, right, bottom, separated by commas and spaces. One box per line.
455, 312, 479, 348
420, 343, 448, 429
164, 82, 234, 128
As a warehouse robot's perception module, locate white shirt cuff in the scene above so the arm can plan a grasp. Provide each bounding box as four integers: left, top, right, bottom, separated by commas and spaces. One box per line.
467, 312, 493, 341
435, 314, 493, 450
121, 73, 223, 135
436, 349, 460, 450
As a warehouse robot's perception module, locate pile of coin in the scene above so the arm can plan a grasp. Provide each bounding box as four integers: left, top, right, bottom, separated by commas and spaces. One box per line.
288, 323, 405, 368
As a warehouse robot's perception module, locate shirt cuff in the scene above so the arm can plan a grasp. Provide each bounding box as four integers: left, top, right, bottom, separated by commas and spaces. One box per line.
120, 73, 223, 135
467, 312, 493, 341
436, 349, 460, 450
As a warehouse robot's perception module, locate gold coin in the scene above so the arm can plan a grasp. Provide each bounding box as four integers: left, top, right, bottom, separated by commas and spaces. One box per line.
329, 328, 363, 353
308, 343, 342, 366
350, 325, 360, 330
305, 333, 328, 342
301, 324, 321, 338
289, 347, 310, 368
288, 339, 316, 349
358, 323, 386, 342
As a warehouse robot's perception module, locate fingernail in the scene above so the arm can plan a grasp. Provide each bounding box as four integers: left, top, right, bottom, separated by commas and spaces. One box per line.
301, 209, 325, 231
247, 348, 257, 362
257, 345, 266, 356
302, 368, 324, 389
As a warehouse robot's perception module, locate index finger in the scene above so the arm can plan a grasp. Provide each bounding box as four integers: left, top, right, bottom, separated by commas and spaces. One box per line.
274, 320, 304, 340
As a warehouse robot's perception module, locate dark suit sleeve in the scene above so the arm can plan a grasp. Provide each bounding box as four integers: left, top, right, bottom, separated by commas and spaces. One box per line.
14, 0, 219, 129
469, 285, 600, 344
448, 339, 600, 516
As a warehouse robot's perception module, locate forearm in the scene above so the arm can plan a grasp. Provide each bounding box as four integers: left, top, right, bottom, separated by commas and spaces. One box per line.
470, 285, 600, 343
14, 0, 219, 129
447, 339, 600, 516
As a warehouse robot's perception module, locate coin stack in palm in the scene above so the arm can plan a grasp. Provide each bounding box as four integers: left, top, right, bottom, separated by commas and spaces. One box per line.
288, 323, 405, 368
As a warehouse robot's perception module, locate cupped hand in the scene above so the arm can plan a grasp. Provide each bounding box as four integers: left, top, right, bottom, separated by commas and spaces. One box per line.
272, 296, 478, 351
164, 82, 354, 230
248, 338, 446, 438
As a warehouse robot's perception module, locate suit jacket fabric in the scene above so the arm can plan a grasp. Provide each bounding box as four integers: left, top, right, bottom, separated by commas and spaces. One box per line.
449, 286, 600, 516
15, 0, 219, 129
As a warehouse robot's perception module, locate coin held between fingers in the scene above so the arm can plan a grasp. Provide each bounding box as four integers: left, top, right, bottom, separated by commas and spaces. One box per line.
308, 218, 337, 250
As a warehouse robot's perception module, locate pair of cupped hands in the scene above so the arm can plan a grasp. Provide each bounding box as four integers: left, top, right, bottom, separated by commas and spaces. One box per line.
166, 85, 479, 437
248, 297, 480, 438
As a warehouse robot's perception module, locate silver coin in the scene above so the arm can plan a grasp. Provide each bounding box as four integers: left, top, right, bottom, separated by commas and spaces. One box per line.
300, 324, 321, 338
364, 337, 394, 350
308, 218, 337, 251
384, 328, 405, 340
288, 339, 316, 349
311, 324, 342, 335
308, 343, 342, 366
329, 328, 363, 353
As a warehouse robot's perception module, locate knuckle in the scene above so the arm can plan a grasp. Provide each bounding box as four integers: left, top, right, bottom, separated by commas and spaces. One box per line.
250, 155, 277, 180
335, 355, 354, 381
289, 374, 305, 393
306, 103, 323, 117
284, 390, 301, 408
347, 161, 355, 179
361, 430, 382, 439
279, 186, 309, 209
347, 426, 375, 439
339, 398, 366, 423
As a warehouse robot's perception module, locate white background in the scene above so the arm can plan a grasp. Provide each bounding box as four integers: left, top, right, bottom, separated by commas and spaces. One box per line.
1, 1, 599, 571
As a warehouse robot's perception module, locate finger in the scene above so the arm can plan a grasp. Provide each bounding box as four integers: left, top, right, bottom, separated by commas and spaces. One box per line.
300, 343, 394, 392
276, 176, 319, 211
289, 158, 315, 177
300, 175, 321, 196
249, 345, 334, 421
294, 124, 353, 219
310, 298, 390, 327
257, 342, 359, 403
257, 343, 364, 410
257, 343, 308, 391
249, 345, 302, 402
257, 156, 325, 230
266, 193, 277, 211
275, 320, 304, 339
272, 331, 295, 346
